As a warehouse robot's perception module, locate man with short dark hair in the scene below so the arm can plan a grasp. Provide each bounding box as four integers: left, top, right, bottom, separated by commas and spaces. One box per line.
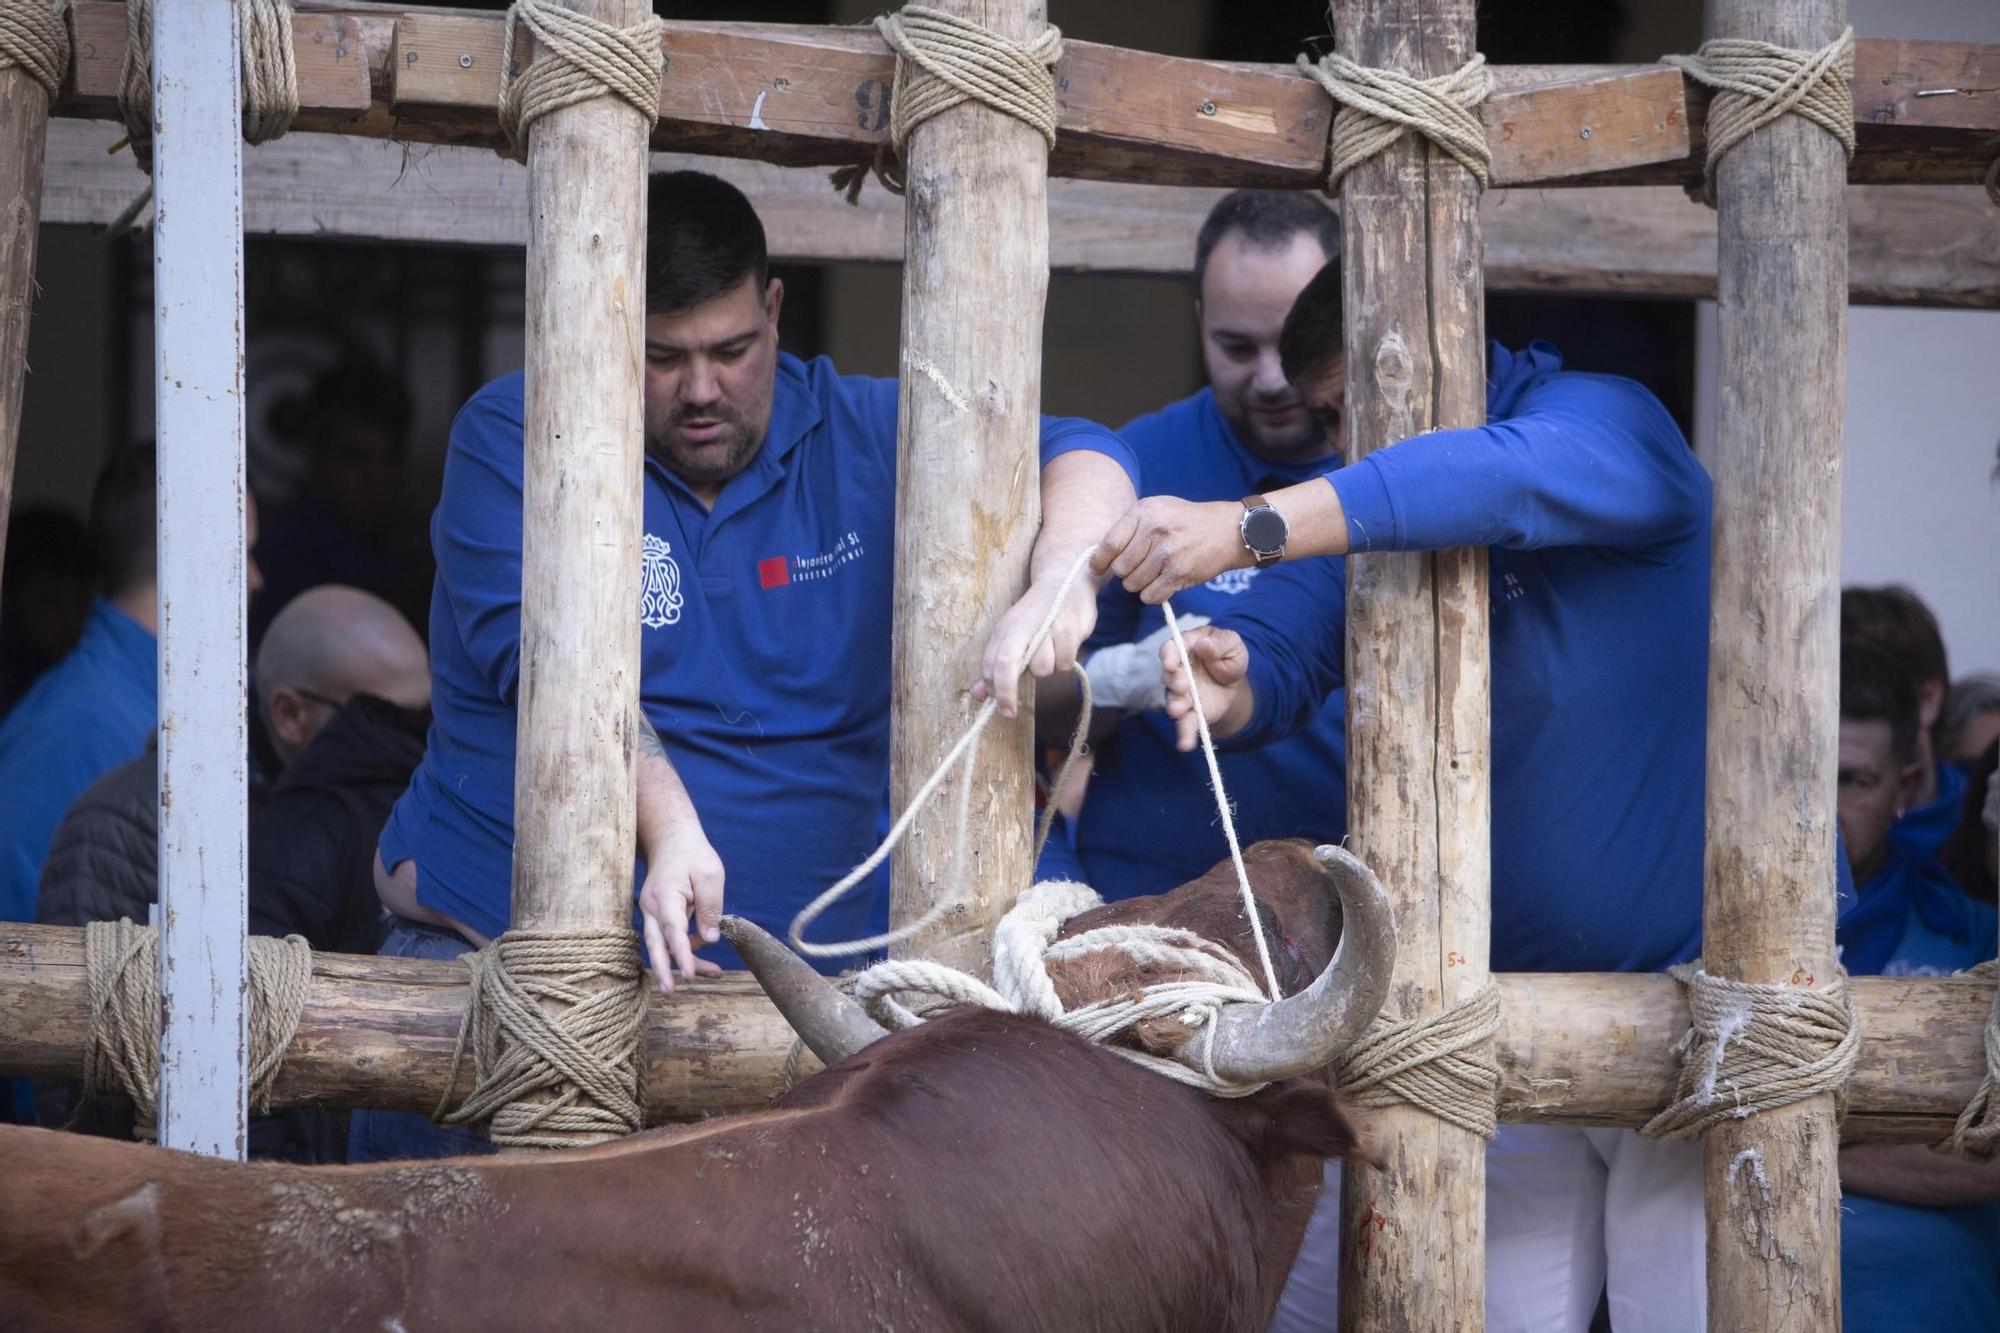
1034, 189, 1349, 898
1833, 639, 2000, 1332
352, 170, 1137, 1161
1107, 259, 1718, 1332
1842, 584, 1964, 851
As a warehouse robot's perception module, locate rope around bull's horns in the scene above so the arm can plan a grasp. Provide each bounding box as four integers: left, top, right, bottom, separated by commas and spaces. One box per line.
831, 5, 1062, 204
1663, 28, 1857, 207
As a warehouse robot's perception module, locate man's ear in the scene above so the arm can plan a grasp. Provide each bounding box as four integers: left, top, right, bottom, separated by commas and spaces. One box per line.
765, 277, 785, 334
1897, 758, 1927, 812
266, 688, 310, 755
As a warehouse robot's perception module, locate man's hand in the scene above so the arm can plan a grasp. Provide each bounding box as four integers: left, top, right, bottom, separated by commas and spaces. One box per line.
1093, 497, 1249, 604
637, 825, 725, 995
1160, 625, 1255, 752
974, 562, 1101, 718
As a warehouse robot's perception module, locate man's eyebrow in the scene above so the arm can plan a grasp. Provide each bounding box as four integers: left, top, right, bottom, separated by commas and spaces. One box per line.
645, 329, 760, 356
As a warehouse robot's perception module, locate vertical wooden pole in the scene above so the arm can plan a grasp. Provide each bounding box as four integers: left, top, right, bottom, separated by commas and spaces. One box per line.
0, 57, 54, 596
1331, 0, 1492, 1328
1701, 0, 1848, 1326
152, 0, 250, 1159
888, 0, 1048, 975
508, 0, 651, 1139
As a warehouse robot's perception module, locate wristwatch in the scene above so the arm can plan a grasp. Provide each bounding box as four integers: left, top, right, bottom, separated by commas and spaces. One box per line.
1239, 494, 1288, 567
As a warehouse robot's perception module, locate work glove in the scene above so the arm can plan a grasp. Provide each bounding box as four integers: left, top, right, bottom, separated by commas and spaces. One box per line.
1084, 613, 1210, 713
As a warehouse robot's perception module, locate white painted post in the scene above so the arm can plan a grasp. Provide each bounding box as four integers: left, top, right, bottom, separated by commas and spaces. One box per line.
152, 0, 250, 1159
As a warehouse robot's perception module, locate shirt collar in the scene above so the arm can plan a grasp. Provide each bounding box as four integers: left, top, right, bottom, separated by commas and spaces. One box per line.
647, 353, 823, 524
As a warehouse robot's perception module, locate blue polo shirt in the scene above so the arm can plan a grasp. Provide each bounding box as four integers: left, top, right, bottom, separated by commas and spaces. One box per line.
380, 354, 1136, 969
1839, 846, 1999, 1332
1048, 387, 1347, 900
0, 599, 157, 924
1213, 342, 1715, 974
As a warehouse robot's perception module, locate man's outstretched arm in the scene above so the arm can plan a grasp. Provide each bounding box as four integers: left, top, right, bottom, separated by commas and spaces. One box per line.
633, 709, 725, 994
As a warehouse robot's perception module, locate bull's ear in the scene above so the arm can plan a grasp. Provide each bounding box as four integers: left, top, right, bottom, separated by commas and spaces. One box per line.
1211, 1082, 1361, 1162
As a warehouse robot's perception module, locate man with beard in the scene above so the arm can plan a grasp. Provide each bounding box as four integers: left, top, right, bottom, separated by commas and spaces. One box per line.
1034, 191, 1349, 898
351, 170, 1137, 1161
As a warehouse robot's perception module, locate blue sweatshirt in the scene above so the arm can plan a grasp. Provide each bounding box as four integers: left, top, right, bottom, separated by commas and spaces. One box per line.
1838, 843, 1999, 1333
1214, 342, 1714, 974
1048, 388, 1347, 899
379, 355, 1137, 969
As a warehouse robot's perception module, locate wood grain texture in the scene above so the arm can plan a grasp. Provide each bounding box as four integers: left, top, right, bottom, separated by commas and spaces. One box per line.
1700, 0, 1851, 1327
884, 0, 1047, 976
67, 0, 370, 120
0, 67, 51, 608
1327, 1, 1491, 1329
3, 926, 1987, 1136
506, 0, 653, 1145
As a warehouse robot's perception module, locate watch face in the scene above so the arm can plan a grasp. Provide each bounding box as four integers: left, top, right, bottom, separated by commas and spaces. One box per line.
1243, 506, 1288, 553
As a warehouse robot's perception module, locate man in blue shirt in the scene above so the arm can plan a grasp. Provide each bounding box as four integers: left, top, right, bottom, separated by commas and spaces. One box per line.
1034, 191, 1348, 899
353, 171, 1137, 1161
1842, 584, 1967, 854
1833, 641, 2000, 1331
1100, 260, 1715, 1332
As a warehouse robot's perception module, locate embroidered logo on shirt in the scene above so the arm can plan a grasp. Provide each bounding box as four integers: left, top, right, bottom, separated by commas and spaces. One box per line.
761, 532, 866, 589
640, 533, 685, 628
1205, 568, 1259, 596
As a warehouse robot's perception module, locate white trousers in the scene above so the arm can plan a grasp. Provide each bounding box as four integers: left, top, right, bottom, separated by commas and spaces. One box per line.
1269, 1126, 1707, 1333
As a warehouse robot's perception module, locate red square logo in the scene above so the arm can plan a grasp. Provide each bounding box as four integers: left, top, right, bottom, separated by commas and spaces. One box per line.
757, 556, 790, 589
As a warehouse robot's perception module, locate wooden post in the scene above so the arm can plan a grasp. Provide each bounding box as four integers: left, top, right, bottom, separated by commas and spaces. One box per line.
507, 0, 652, 1143
151, 0, 251, 1159
0, 37, 57, 597
1700, 0, 1850, 1326
1329, 0, 1493, 1328
887, 0, 1050, 974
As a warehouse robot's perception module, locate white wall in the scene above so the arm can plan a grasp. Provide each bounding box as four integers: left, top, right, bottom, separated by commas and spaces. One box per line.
1696, 0, 2000, 675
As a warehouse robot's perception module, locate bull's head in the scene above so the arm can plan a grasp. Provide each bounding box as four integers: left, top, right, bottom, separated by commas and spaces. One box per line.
722, 841, 1396, 1087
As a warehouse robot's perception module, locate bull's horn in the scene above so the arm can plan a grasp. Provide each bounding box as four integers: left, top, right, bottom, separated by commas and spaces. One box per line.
719, 916, 890, 1066
1197, 844, 1397, 1084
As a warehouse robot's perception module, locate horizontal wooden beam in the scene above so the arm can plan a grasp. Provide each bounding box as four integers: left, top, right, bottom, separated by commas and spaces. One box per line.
44, 121, 2000, 309
0, 923, 1988, 1141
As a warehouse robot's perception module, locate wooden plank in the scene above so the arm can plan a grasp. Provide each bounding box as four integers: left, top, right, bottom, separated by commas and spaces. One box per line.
0, 59, 55, 603
66, 0, 370, 122
883, 0, 1049, 975
3, 925, 1988, 1138
150, 0, 251, 1161
1330, 0, 1492, 1328
1700, 1, 1851, 1328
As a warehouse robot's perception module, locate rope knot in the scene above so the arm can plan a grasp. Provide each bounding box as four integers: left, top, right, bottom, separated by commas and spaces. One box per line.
438, 927, 646, 1148
1297, 50, 1494, 193
833, 5, 1062, 203
1663, 27, 1856, 205
118, 0, 300, 174
1641, 963, 1862, 1141
0, 0, 71, 103
1940, 958, 2000, 1160
497, 0, 665, 163
1334, 978, 1502, 1138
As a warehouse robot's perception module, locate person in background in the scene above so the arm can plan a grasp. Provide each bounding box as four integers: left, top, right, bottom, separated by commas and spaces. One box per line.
1940, 738, 1998, 905
1940, 673, 2000, 768
1033, 188, 1348, 900
0, 507, 94, 719
1842, 585, 1962, 849
1833, 639, 2000, 1332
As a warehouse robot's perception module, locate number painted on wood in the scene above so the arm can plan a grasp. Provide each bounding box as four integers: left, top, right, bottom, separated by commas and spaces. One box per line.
855, 79, 890, 132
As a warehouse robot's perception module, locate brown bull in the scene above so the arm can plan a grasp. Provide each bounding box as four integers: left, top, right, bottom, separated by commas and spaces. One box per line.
0, 840, 1393, 1332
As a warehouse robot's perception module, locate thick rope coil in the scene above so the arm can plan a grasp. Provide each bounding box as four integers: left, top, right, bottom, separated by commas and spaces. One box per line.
0, 0, 71, 103
832, 5, 1062, 203
1939, 959, 2000, 1160
1297, 50, 1493, 192
1334, 978, 1503, 1138
437, 928, 646, 1148
497, 0, 664, 164
1663, 28, 1856, 205
117, 0, 299, 175
1641, 963, 1863, 1141
81, 918, 312, 1142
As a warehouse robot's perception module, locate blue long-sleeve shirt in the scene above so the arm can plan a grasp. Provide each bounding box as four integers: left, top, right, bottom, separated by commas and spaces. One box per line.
379, 354, 1137, 969
1046, 388, 1347, 899
1216, 342, 1714, 973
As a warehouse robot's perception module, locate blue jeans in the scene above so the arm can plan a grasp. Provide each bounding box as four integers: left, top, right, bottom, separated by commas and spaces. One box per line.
345, 919, 497, 1163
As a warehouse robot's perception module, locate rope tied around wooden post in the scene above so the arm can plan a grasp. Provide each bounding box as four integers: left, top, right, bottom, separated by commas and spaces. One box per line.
1938, 959, 2000, 1160
116, 0, 300, 173
435, 928, 646, 1149
1663, 27, 1857, 206
831, 5, 1063, 203
80, 919, 312, 1142
1640, 963, 1863, 1140
1333, 979, 1503, 1137
495, 0, 665, 164
0, 0, 71, 103
1296, 50, 1494, 193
